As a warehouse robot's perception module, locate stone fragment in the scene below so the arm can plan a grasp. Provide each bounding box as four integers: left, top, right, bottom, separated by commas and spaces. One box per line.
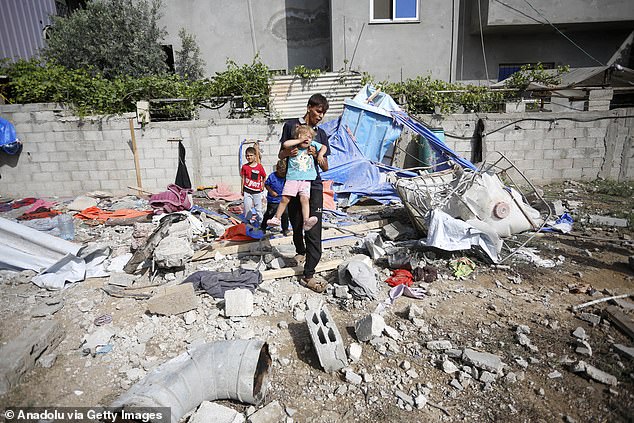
191, 401, 244, 423
572, 327, 587, 340
183, 310, 197, 325
333, 285, 349, 299
147, 283, 199, 316
224, 289, 254, 317
442, 360, 459, 374
383, 325, 401, 340
426, 340, 452, 351
355, 314, 385, 342
588, 215, 628, 227
584, 364, 618, 386
462, 348, 504, 373
414, 394, 427, 409
248, 400, 285, 423
548, 370, 562, 379
613, 343, 634, 360
479, 371, 496, 383
347, 343, 362, 363
575, 339, 592, 357
395, 390, 414, 406
345, 369, 362, 385
578, 312, 601, 326
450, 379, 464, 391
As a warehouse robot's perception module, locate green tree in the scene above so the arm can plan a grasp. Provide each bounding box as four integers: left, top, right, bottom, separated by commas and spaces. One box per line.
43, 0, 168, 79
175, 29, 206, 81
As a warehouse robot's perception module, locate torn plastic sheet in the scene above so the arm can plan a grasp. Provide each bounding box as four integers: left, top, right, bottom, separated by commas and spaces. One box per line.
541, 212, 574, 234
418, 209, 502, 263
514, 248, 557, 267
0, 217, 110, 289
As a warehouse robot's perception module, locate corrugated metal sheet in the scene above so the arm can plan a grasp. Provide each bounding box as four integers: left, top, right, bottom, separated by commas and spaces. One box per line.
0, 0, 56, 62
269, 72, 363, 120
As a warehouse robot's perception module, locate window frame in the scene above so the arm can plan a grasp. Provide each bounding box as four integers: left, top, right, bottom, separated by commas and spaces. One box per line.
370, 0, 420, 24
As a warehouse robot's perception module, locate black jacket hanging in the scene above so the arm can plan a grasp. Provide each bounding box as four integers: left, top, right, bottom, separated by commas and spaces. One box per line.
175, 141, 192, 189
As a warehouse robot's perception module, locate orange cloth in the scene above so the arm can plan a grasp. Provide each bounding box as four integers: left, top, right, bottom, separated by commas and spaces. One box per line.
219, 223, 258, 241
322, 180, 336, 211
75, 206, 152, 223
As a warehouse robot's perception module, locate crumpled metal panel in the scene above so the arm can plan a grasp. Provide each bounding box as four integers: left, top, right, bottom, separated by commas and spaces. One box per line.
269, 72, 363, 120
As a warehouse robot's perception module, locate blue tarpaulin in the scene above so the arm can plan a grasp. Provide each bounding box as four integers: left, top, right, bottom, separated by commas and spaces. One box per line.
319, 86, 476, 206
0, 117, 21, 155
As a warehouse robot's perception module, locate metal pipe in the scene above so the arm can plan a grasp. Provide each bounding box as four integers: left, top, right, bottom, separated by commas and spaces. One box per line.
111, 339, 271, 423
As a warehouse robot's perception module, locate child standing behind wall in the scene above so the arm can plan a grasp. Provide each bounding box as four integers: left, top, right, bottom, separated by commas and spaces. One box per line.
240, 146, 267, 224
261, 159, 290, 236
268, 125, 327, 231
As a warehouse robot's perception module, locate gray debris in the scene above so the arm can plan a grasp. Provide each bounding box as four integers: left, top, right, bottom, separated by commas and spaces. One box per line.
248, 400, 285, 423
571, 361, 618, 386
462, 348, 504, 373
190, 401, 244, 423
355, 314, 385, 342
395, 390, 414, 406
345, 369, 362, 385
224, 289, 254, 317
442, 360, 459, 374
578, 312, 601, 326
588, 215, 629, 227
426, 340, 452, 351
575, 339, 592, 357
153, 236, 194, 268
613, 343, 634, 360
479, 371, 496, 383
347, 343, 362, 363
572, 327, 587, 340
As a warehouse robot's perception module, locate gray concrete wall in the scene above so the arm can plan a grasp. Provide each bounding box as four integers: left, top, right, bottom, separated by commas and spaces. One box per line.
485, 0, 634, 27
395, 108, 634, 183
0, 103, 283, 198
160, 0, 331, 76
1, 104, 632, 198
330, 0, 458, 82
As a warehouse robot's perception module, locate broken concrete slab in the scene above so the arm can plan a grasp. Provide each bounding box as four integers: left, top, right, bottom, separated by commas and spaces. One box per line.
572, 361, 618, 386
462, 349, 504, 373
146, 283, 199, 316
355, 314, 385, 342
588, 215, 628, 227
0, 320, 64, 394
305, 305, 347, 372
613, 343, 634, 360
191, 401, 245, 423
225, 288, 254, 317
426, 340, 452, 351
247, 400, 285, 423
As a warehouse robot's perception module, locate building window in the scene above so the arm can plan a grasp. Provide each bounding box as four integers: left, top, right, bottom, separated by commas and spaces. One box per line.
370, 0, 419, 23
498, 63, 555, 81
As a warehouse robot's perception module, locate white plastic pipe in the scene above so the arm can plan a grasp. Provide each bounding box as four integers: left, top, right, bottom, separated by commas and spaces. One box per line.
111, 339, 270, 423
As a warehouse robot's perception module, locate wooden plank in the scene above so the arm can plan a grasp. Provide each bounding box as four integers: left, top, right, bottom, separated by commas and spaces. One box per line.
192, 219, 390, 260
261, 259, 343, 280
605, 306, 634, 340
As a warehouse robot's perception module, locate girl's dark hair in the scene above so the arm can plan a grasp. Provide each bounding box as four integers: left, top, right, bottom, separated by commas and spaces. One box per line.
245, 146, 256, 155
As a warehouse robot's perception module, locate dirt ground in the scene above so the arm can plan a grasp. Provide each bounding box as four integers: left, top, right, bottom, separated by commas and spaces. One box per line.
0, 180, 633, 422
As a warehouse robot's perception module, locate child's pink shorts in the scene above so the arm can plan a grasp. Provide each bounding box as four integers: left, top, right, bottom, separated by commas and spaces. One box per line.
282, 180, 311, 198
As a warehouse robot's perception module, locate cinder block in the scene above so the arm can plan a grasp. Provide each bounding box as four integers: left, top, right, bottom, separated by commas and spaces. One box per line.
96, 161, 117, 171
106, 149, 127, 161
39, 162, 60, 172
543, 149, 563, 160
305, 305, 347, 372
562, 168, 583, 179
553, 159, 573, 170
224, 288, 254, 317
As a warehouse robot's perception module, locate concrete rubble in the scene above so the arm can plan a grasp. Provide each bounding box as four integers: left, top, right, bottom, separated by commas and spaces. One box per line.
0, 178, 632, 422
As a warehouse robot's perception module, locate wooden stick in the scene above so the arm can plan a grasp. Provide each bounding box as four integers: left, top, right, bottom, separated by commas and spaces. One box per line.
572, 293, 633, 311
129, 118, 143, 196
261, 259, 342, 280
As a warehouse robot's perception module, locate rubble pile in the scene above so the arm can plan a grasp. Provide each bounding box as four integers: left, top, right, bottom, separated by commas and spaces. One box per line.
0, 180, 632, 422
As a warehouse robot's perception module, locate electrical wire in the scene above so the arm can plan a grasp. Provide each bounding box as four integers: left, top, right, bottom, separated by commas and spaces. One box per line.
477, 0, 490, 81
492, 0, 545, 25
522, 0, 605, 66
438, 114, 634, 140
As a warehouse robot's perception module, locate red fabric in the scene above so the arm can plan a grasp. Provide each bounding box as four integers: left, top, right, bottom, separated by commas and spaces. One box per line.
385, 269, 414, 287
17, 207, 61, 220
149, 184, 192, 214
219, 223, 257, 241
12, 198, 37, 209
75, 206, 152, 223
240, 163, 266, 192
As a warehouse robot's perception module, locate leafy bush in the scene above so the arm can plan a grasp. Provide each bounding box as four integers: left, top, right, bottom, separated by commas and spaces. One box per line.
367, 75, 508, 114
43, 0, 168, 79
0, 58, 270, 117
504, 63, 570, 91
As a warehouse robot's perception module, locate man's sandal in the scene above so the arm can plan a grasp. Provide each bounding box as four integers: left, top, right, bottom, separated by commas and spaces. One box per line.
300, 276, 328, 293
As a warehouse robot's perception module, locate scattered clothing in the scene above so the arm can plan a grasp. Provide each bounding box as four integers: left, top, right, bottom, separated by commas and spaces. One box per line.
11, 198, 37, 209
385, 269, 414, 287
175, 141, 192, 189
182, 269, 262, 299
17, 207, 61, 221
413, 265, 438, 283
75, 207, 152, 223
449, 257, 476, 278
205, 183, 242, 202
149, 184, 192, 214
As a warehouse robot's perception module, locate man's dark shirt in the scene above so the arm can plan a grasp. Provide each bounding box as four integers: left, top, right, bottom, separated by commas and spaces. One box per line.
279, 117, 330, 182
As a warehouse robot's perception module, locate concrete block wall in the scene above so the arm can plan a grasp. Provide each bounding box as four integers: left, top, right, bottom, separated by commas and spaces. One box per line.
0, 103, 283, 197
401, 108, 634, 184
1, 103, 632, 198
